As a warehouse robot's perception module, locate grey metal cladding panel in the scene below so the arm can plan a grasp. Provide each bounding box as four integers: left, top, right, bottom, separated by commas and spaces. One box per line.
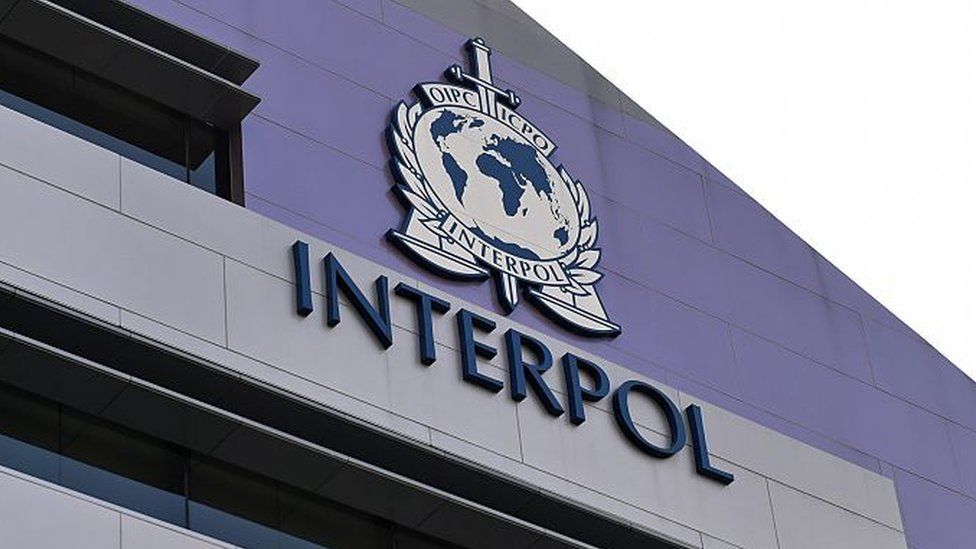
417, 503, 544, 549
49, 0, 259, 84
391, 0, 645, 116
120, 514, 230, 549
0, 337, 128, 417
98, 384, 240, 455
317, 465, 444, 528
210, 426, 345, 490
0, 0, 122, 74
516, 495, 682, 549
469, 0, 537, 27
99, 45, 228, 117
0, 0, 14, 19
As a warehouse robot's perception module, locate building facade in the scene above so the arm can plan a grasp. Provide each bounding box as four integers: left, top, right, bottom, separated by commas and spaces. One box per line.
0, 1, 969, 548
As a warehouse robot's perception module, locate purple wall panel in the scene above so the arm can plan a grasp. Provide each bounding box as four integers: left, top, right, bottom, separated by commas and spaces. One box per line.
895, 468, 976, 549
595, 131, 712, 240
865, 319, 954, 417
333, 0, 384, 20
941, 357, 976, 434
866, 319, 976, 433
380, 0, 469, 62
734, 329, 961, 490
621, 116, 705, 174
631, 220, 737, 318
126, 1, 976, 545
241, 117, 397, 245
600, 274, 738, 394
703, 159, 745, 194
244, 44, 391, 168
815, 253, 913, 335
948, 423, 976, 500
176, 0, 456, 100
583, 193, 644, 281
706, 181, 824, 295
726, 257, 873, 382
494, 58, 628, 136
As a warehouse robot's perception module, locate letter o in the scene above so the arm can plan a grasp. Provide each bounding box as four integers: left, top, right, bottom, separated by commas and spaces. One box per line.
532, 134, 550, 151
611, 380, 686, 458
429, 87, 446, 103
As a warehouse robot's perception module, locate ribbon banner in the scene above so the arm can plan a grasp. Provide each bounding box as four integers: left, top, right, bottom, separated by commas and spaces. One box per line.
417, 83, 556, 155
436, 214, 571, 287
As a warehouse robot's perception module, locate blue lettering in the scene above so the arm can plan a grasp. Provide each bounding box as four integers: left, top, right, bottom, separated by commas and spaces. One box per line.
561, 354, 610, 425
686, 404, 735, 485
456, 309, 504, 392
394, 283, 450, 366
611, 380, 685, 458
505, 329, 563, 416
292, 241, 313, 317
323, 253, 393, 348
294, 245, 733, 484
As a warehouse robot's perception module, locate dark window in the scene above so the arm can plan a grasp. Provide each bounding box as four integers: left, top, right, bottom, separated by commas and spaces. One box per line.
189, 457, 281, 547
0, 383, 461, 549
278, 483, 393, 549
0, 36, 239, 201
0, 388, 59, 482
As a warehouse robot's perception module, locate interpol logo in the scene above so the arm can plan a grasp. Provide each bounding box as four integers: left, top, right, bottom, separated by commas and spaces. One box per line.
386, 38, 620, 336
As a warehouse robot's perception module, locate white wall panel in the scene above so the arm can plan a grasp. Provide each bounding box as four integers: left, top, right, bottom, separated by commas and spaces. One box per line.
224, 258, 394, 407
0, 164, 225, 344
0, 105, 120, 210
0, 259, 121, 326
680, 394, 904, 531
769, 481, 908, 549
0, 469, 121, 549
121, 515, 233, 549
119, 308, 434, 446
387, 328, 524, 460
121, 158, 310, 288
516, 396, 778, 549
425, 429, 707, 548
702, 535, 743, 549
0, 467, 234, 549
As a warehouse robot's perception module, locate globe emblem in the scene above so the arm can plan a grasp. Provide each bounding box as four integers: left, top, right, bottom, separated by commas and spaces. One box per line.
387, 37, 620, 336
413, 106, 581, 261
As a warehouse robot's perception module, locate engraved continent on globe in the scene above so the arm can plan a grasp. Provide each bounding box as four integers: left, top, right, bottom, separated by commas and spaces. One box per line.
413, 106, 580, 261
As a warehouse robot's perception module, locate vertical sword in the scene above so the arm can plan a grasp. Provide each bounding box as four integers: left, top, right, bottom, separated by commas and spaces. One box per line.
445, 38, 523, 312
446, 38, 522, 115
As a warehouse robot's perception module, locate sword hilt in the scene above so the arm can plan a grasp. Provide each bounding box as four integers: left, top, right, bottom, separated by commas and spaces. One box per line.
445, 64, 521, 108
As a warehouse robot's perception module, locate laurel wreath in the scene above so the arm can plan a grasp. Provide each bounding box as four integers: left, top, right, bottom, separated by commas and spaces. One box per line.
389, 101, 604, 298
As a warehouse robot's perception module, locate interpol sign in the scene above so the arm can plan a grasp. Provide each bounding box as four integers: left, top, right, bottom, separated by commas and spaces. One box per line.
288, 37, 734, 486
387, 37, 620, 337
290, 242, 735, 485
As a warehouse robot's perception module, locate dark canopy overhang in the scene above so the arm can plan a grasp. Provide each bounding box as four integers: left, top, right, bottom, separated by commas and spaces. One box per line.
0, 0, 259, 128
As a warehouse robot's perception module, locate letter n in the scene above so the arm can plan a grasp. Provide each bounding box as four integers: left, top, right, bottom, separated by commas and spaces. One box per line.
324, 253, 393, 348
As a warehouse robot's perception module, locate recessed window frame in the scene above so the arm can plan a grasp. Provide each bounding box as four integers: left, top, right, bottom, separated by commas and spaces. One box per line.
0, 0, 259, 205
